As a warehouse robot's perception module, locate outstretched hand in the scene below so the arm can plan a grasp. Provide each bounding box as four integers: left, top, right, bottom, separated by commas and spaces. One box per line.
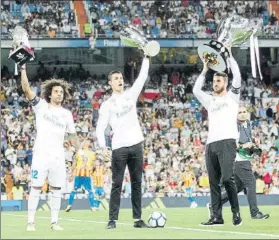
202, 58, 209, 73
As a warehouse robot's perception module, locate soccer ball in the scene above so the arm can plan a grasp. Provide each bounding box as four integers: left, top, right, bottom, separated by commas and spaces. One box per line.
148, 211, 167, 228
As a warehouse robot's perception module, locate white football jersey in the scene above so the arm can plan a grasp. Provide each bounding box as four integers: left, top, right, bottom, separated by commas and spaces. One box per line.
32, 99, 76, 161
96, 57, 149, 150
97, 90, 144, 150
206, 94, 239, 144
193, 56, 241, 144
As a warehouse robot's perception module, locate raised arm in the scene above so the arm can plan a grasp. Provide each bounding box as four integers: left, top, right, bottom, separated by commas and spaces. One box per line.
20, 64, 36, 101
192, 60, 212, 110
227, 46, 241, 102
129, 56, 150, 102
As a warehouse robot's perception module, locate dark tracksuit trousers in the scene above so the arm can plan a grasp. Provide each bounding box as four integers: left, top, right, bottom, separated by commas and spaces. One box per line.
206, 139, 240, 219
221, 160, 259, 217
109, 142, 143, 221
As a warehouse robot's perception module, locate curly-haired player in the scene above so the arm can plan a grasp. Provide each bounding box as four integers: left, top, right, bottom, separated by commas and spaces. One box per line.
21, 64, 80, 232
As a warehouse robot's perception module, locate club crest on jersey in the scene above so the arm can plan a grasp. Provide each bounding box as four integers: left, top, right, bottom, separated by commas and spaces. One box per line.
111, 99, 116, 105
122, 104, 129, 110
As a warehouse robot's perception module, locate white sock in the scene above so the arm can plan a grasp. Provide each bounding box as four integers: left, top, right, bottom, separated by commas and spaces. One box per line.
28, 188, 41, 224
49, 189, 62, 224
134, 219, 141, 222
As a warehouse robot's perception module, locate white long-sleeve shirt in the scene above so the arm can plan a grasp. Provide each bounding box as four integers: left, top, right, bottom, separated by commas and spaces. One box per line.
96, 57, 149, 150
193, 56, 241, 144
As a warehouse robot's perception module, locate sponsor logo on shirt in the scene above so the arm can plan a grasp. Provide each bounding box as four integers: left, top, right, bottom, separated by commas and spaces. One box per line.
43, 113, 65, 129
116, 105, 133, 118
210, 102, 229, 112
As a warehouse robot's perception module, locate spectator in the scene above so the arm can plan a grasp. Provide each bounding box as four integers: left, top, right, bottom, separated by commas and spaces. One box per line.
25, 145, 33, 167
21, 2, 31, 20
11, 181, 24, 200
3, 169, 14, 200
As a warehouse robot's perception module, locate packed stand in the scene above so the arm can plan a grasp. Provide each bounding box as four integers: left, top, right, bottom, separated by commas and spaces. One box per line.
86, 0, 279, 38
1, 0, 78, 38
1, 1, 278, 39
1, 61, 279, 201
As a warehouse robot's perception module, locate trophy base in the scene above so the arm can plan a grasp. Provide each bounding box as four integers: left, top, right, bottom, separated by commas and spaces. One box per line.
9, 45, 35, 66
143, 41, 160, 57
197, 40, 230, 72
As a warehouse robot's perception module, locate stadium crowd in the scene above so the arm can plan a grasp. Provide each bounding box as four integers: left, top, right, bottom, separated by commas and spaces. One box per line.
1, 1, 78, 38
1, 0, 279, 38
87, 0, 279, 38
1, 60, 279, 202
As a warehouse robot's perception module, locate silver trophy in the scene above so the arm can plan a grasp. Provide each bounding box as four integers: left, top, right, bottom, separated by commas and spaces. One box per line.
9, 26, 35, 66
198, 15, 259, 72
120, 25, 160, 57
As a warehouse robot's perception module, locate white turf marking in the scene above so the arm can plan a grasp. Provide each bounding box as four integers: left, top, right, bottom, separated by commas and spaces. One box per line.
3, 213, 279, 239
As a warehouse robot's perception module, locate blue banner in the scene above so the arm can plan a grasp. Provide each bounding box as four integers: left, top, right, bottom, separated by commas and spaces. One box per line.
1, 38, 279, 49
1, 38, 196, 48
95, 39, 195, 48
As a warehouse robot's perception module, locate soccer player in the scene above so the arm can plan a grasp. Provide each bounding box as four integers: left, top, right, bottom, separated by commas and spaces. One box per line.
96, 55, 151, 229
92, 159, 105, 210
21, 64, 79, 231
193, 45, 242, 226
65, 140, 96, 212
180, 168, 198, 208
207, 106, 269, 220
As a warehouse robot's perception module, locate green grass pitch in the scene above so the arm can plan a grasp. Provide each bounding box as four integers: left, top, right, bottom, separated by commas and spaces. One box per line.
1, 206, 279, 239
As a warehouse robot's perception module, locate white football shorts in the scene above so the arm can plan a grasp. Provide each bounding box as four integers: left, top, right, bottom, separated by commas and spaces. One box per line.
30, 153, 66, 188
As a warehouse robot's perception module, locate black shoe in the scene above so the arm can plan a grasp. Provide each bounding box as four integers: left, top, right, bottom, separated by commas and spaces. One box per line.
106, 220, 116, 229
233, 212, 242, 226
200, 217, 224, 226
252, 212, 270, 219
134, 220, 150, 228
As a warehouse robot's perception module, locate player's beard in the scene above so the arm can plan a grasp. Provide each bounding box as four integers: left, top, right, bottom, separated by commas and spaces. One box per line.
213, 85, 225, 94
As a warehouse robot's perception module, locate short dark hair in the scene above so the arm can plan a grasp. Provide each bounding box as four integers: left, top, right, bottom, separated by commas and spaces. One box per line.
213, 72, 228, 81
41, 79, 72, 103
108, 70, 123, 82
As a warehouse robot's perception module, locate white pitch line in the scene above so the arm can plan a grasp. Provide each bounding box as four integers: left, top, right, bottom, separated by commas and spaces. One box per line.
3, 213, 279, 239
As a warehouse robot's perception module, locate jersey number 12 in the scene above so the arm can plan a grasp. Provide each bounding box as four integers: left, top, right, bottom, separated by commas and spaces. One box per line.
32, 170, 38, 179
